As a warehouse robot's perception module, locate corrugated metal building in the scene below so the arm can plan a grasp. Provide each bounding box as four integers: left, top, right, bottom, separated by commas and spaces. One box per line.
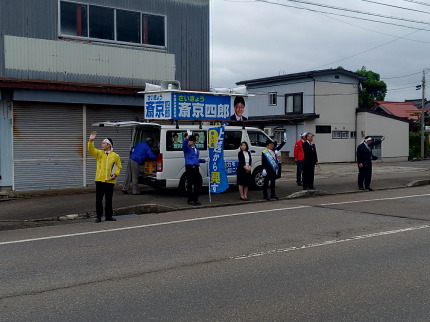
0, 0, 210, 191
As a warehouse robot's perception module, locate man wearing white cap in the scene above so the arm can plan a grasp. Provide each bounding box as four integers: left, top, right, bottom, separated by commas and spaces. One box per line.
356, 135, 385, 191
88, 131, 122, 223
293, 132, 307, 186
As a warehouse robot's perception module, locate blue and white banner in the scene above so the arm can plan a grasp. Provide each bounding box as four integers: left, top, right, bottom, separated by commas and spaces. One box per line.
144, 92, 248, 121
208, 126, 229, 193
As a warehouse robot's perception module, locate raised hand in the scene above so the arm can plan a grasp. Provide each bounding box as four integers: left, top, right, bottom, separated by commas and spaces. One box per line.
89, 131, 97, 141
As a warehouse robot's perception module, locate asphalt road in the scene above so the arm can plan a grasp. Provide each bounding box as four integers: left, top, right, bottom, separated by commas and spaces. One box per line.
1, 186, 430, 321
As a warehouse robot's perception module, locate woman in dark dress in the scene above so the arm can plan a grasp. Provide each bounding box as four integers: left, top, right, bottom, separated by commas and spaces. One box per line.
237, 142, 252, 200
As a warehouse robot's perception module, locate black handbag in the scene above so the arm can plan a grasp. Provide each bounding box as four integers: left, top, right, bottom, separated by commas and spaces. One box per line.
371, 155, 378, 161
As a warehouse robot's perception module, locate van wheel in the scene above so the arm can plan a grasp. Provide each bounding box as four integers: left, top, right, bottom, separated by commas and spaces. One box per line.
251, 166, 264, 190
178, 173, 188, 196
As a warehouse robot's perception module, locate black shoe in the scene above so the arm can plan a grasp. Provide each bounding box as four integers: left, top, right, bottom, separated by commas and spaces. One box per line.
365, 188, 373, 191
264, 197, 270, 201
270, 195, 279, 200
194, 201, 201, 206
188, 201, 198, 206
105, 217, 116, 221
297, 182, 303, 186
358, 187, 365, 191
95, 218, 101, 223
122, 190, 128, 195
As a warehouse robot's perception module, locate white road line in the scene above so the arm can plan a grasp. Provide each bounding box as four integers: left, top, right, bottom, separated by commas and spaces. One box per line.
1, 193, 429, 246
0, 206, 309, 246
319, 193, 430, 206
232, 224, 430, 260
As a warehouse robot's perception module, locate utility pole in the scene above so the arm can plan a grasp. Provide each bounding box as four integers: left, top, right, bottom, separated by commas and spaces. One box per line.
421, 70, 426, 159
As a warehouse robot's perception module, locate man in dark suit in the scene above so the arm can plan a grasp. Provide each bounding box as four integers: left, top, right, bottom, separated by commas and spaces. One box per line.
357, 136, 385, 191
230, 96, 248, 121
302, 133, 318, 190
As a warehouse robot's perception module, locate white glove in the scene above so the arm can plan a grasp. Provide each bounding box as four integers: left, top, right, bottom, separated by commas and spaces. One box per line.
206, 157, 210, 162
262, 169, 267, 177
275, 150, 280, 156
283, 133, 287, 142
187, 129, 192, 136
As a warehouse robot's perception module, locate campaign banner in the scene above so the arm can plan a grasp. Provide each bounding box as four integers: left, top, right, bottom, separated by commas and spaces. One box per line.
208, 126, 229, 193
144, 92, 248, 121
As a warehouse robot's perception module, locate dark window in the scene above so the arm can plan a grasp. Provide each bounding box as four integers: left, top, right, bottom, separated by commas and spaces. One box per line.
60, 1, 166, 48
60, 1, 88, 37
285, 93, 303, 114
269, 92, 277, 106
224, 131, 243, 150
117, 10, 141, 43
248, 131, 271, 147
316, 125, 332, 133
143, 14, 165, 46
89, 6, 114, 40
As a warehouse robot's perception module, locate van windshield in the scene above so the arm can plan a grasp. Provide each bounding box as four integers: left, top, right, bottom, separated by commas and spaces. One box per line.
166, 130, 207, 151
248, 130, 271, 147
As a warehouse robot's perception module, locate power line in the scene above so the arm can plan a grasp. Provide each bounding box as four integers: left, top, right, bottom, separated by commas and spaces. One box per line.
361, 0, 430, 15
278, 0, 430, 25
254, 0, 430, 31
400, 0, 430, 7
382, 71, 423, 79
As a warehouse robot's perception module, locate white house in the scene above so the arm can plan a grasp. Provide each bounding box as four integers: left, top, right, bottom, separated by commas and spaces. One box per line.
237, 69, 409, 163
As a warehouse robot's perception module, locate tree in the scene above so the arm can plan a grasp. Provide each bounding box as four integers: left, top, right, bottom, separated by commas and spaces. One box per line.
356, 66, 387, 109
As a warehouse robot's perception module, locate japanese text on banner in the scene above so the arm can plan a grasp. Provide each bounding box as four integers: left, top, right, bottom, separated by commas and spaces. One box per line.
208, 126, 229, 193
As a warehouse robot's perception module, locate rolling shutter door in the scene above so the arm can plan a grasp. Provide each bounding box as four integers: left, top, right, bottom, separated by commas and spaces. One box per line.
85, 105, 145, 186
13, 102, 84, 191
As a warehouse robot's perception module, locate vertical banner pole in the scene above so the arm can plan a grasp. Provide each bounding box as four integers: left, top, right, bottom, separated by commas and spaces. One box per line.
207, 160, 212, 203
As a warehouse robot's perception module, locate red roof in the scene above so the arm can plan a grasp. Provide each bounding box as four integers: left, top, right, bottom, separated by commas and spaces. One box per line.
372, 101, 420, 120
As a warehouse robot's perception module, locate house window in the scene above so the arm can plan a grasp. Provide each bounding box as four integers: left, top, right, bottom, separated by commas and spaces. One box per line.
144, 14, 165, 47
316, 125, 331, 134
285, 93, 303, 114
59, 1, 166, 48
268, 92, 277, 106
350, 131, 356, 138
60, 1, 88, 37
89, 5, 114, 40
117, 9, 141, 44
332, 131, 349, 139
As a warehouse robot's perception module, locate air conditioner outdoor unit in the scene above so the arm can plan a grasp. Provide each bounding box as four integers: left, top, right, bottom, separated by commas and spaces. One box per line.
264, 128, 274, 136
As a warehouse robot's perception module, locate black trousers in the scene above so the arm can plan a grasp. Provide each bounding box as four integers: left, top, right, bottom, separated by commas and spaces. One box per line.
263, 173, 276, 198
296, 160, 304, 184
95, 181, 115, 219
185, 165, 202, 202
358, 163, 372, 189
302, 163, 315, 189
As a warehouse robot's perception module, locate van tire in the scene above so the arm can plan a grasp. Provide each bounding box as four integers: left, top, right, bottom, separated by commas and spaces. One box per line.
178, 173, 188, 196
251, 166, 264, 190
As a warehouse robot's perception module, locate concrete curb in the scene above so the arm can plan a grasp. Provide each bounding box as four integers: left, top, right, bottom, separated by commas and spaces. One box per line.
19, 179, 428, 224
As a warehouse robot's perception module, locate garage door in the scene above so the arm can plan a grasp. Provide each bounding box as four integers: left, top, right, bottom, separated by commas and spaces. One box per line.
13, 102, 84, 191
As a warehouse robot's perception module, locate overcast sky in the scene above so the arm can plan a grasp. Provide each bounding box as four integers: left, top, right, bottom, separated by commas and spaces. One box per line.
210, 0, 430, 102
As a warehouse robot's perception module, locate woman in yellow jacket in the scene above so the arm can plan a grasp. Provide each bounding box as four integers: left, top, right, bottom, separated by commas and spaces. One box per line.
88, 131, 122, 223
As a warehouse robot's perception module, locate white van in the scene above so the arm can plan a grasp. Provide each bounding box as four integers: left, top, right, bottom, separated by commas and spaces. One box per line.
93, 121, 275, 191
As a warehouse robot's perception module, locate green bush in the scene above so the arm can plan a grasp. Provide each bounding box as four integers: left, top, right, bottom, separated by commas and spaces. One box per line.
409, 132, 429, 159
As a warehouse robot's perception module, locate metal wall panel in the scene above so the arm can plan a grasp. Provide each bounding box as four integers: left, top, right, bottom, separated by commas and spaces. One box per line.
0, 0, 210, 90
85, 105, 146, 186
5, 36, 176, 82
13, 102, 84, 191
